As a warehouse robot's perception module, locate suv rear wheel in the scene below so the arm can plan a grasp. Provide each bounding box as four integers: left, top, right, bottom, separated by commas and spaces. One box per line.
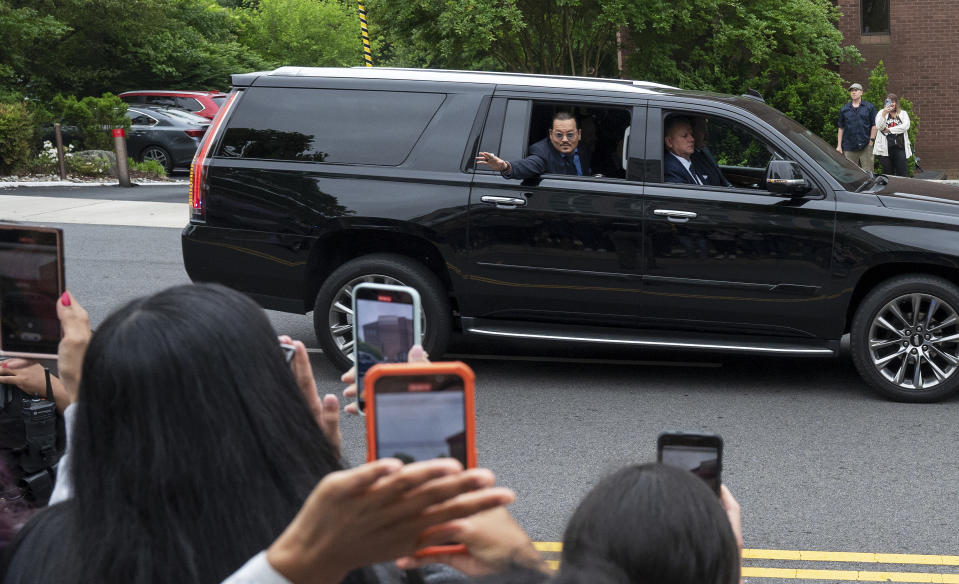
851, 275, 959, 402
313, 254, 452, 370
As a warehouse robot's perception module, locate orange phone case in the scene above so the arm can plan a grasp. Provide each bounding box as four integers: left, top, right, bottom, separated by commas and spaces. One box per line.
364, 361, 477, 468
364, 361, 477, 557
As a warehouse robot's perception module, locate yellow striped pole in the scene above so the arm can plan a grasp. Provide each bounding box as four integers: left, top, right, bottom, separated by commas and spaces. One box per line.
358, 2, 373, 67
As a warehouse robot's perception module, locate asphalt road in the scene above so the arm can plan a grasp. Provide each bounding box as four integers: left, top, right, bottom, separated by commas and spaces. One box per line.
5, 184, 959, 582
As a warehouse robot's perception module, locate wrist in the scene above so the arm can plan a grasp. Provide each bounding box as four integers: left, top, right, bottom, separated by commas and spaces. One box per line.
267, 534, 348, 584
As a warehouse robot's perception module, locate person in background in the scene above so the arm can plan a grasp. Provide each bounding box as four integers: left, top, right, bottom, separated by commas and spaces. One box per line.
558, 463, 742, 584
874, 93, 912, 177
837, 83, 877, 171
691, 117, 731, 187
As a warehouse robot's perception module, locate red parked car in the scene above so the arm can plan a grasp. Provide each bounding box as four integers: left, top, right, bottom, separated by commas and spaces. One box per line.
118, 90, 227, 120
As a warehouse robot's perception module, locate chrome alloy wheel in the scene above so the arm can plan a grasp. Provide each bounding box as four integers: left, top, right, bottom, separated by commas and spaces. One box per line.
868, 292, 959, 391
142, 146, 171, 173
326, 274, 426, 361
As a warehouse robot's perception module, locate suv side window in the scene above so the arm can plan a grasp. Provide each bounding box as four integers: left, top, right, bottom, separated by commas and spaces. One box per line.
661, 111, 787, 190
218, 88, 446, 165
499, 100, 633, 180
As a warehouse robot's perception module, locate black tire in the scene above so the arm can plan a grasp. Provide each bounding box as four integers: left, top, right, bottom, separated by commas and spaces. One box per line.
850, 274, 959, 402
313, 254, 452, 371
140, 145, 173, 174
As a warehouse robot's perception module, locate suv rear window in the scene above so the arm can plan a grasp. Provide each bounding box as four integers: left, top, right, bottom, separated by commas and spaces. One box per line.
217, 87, 445, 165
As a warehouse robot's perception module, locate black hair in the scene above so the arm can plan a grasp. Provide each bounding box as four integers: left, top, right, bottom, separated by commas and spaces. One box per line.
552, 111, 579, 130
561, 463, 740, 584
56, 284, 343, 583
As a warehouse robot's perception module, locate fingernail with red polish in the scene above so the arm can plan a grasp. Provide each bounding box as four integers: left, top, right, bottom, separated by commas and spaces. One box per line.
61, 292, 71, 306
1, 362, 7, 369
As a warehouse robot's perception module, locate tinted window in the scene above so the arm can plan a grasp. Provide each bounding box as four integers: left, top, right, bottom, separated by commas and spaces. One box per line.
146, 95, 178, 107
861, 0, 889, 34
218, 88, 445, 165
126, 110, 157, 126
176, 97, 203, 112
211, 96, 226, 106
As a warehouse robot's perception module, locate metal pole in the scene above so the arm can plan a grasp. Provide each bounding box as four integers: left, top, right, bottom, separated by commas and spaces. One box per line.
53, 123, 66, 180
358, 2, 373, 67
112, 128, 131, 187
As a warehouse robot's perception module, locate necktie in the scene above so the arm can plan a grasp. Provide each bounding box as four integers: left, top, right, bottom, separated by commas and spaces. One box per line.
688, 164, 703, 185
572, 151, 583, 176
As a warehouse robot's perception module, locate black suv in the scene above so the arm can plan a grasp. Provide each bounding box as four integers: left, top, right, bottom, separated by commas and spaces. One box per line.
182, 67, 959, 402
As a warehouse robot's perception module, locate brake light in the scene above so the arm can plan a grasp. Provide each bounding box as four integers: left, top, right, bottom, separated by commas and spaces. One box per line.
189, 92, 238, 221
184, 128, 206, 138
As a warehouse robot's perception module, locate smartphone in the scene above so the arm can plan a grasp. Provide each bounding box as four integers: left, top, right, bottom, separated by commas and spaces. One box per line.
885, 98, 892, 107
351, 283, 422, 411
657, 432, 723, 495
364, 361, 476, 557
0, 225, 65, 359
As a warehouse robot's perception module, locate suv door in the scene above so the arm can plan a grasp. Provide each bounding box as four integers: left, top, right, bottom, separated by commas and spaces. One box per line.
641, 104, 837, 338
463, 96, 646, 327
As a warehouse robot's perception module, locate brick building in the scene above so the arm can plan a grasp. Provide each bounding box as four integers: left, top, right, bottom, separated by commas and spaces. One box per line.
837, 0, 959, 177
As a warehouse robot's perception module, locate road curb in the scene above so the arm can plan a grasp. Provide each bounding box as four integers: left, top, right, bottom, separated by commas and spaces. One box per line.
0, 180, 187, 189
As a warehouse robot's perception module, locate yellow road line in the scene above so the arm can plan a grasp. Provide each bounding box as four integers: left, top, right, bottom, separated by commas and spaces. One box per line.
535, 543, 959, 567
742, 567, 959, 583
742, 549, 959, 566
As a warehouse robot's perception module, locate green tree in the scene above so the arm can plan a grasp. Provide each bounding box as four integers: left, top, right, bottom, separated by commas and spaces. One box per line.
3, 0, 264, 100
236, 0, 363, 68
0, 1, 70, 100
367, 0, 862, 142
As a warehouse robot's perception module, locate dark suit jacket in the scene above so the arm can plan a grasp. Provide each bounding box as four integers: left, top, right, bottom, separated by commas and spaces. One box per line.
664, 151, 726, 186
506, 138, 592, 179
691, 147, 731, 187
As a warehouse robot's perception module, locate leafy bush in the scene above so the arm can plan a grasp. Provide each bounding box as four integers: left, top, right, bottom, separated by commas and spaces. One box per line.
128, 157, 166, 177
66, 151, 113, 176
0, 101, 33, 174
50, 93, 129, 150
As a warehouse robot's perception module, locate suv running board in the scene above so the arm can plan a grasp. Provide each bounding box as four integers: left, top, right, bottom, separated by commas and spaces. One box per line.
462, 318, 837, 356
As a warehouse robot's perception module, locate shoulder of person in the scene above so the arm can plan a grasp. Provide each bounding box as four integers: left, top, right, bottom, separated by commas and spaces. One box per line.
528, 138, 552, 155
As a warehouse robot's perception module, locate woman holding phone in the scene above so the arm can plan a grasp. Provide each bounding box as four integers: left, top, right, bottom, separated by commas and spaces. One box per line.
874, 93, 912, 177
1, 284, 514, 584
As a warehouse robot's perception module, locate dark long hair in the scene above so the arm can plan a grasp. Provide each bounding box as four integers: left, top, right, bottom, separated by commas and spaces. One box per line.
59, 284, 341, 583
561, 463, 740, 584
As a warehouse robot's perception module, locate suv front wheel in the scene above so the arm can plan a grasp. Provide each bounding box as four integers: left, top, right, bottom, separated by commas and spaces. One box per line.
851, 274, 959, 402
313, 254, 452, 371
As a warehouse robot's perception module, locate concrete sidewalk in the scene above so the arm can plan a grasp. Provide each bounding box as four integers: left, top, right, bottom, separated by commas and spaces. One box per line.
0, 194, 187, 228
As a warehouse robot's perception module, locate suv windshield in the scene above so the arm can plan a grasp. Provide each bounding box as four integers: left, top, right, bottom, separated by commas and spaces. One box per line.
737, 99, 871, 191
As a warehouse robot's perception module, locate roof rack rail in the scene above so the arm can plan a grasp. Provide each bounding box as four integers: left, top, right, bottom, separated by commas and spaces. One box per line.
354, 66, 659, 87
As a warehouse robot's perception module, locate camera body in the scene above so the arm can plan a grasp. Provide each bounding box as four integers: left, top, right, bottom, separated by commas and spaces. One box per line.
20, 397, 57, 474
0, 382, 61, 503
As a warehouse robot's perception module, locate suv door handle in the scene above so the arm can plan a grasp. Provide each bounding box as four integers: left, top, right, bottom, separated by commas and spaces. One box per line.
653, 209, 697, 223
481, 195, 527, 208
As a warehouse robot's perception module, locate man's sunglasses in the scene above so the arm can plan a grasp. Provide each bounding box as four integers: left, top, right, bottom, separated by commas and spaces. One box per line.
551, 131, 579, 141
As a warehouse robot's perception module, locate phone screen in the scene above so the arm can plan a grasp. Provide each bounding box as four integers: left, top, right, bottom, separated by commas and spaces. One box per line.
0, 226, 64, 358
354, 287, 418, 409
372, 374, 468, 467
658, 433, 722, 495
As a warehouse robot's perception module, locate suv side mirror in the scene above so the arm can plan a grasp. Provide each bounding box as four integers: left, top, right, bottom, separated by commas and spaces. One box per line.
765, 160, 811, 196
